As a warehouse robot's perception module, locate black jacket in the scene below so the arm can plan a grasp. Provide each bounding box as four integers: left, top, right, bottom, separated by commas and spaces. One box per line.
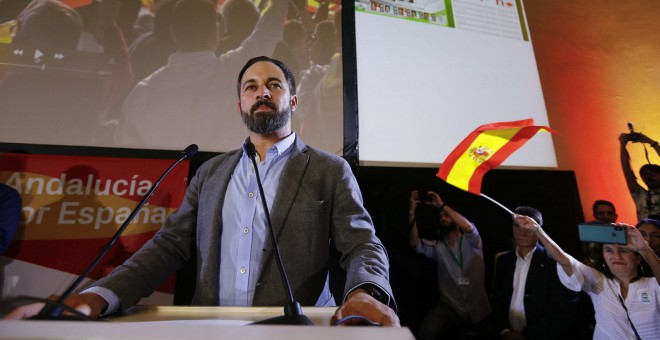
491, 244, 580, 339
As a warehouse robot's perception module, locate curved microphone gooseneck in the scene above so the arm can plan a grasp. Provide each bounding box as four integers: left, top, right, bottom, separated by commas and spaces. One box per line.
32, 144, 198, 320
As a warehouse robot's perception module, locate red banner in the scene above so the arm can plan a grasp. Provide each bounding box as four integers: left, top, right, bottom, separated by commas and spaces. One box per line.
0, 153, 190, 293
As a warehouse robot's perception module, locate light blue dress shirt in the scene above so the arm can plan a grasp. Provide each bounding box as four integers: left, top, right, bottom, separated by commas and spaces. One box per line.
85, 133, 296, 313
219, 133, 296, 306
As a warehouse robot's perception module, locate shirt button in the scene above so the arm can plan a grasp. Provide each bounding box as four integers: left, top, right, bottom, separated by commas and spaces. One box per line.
240, 267, 246, 274
243, 227, 249, 234
248, 192, 254, 198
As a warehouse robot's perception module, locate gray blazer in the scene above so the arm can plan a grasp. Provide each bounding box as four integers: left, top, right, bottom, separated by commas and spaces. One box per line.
93, 137, 393, 312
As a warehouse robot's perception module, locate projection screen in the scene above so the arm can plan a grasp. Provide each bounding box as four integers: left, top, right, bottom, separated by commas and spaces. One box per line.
350, 0, 557, 167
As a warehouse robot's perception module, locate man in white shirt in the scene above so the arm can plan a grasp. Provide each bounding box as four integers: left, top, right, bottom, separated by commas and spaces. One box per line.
491, 206, 579, 339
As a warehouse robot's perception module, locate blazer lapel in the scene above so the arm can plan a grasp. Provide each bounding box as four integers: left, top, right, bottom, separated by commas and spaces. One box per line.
269, 137, 310, 243
255, 138, 309, 292
503, 251, 517, 288
525, 246, 545, 287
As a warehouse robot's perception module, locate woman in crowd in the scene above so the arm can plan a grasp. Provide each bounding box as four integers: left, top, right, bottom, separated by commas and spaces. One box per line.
513, 214, 659, 339
636, 218, 660, 257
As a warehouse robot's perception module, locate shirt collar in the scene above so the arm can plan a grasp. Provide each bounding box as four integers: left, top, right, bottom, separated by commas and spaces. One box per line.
241, 132, 296, 162
515, 245, 537, 261
270, 132, 296, 157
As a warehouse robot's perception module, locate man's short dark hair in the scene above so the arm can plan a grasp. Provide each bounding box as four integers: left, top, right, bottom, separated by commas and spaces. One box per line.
172, 0, 217, 51
514, 206, 543, 227
636, 218, 660, 230
592, 200, 616, 215
222, 0, 259, 37
14, 0, 82, 50
236, 56, 297, 97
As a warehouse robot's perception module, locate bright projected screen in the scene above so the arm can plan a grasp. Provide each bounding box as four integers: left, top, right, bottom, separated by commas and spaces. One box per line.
0, 1, 343, 155
353, 0, 557, 167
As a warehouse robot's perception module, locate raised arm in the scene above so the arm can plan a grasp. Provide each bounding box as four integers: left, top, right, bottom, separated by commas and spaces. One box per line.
408, 191, 421, 247
97, 0, 133, 117
626, 226, 660, 282
513, 214, 573, 276
633, 132, 660, 157
221, 0, 288, 70
619, 132, 660, 192
427, 191, 474, 234
619, 133, 640, 193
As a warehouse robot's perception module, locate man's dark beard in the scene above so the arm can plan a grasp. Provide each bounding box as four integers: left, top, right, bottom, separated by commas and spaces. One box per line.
439, 221, 458, 235
241, 100, 290, 134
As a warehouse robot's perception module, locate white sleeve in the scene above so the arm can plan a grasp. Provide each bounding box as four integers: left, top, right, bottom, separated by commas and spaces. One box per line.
556, 254, 600, 293
415, 240, 437, 261
82, 286, 120, 315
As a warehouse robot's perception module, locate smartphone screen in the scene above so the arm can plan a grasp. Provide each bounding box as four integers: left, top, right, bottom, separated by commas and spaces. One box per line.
578, 224, 627, 245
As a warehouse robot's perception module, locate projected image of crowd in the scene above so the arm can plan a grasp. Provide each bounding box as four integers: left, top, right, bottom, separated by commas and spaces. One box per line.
0, 0, 344, 154
1, 0, 659, 338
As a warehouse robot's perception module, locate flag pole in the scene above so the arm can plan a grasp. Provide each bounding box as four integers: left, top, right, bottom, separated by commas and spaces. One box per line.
480, 193, 514, 215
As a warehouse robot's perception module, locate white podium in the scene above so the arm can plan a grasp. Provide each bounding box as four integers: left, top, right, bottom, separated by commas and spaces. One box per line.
0, 306, 415, 339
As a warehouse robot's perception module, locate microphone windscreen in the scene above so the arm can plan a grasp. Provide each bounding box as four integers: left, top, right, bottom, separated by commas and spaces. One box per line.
183, 144, 199, 159
245, 141, 257, 159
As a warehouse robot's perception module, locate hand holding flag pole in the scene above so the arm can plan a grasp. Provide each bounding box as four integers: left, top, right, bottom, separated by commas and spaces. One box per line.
436, 119, 559, 214
479, 193, 514, 215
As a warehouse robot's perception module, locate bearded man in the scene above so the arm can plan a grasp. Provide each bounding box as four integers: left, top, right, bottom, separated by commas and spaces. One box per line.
407, 190, 491, 339
8, 56, 399, 327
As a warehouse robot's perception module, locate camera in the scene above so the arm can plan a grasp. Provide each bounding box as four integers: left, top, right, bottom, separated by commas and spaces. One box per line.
415, 204, 442, 241
418, 191, 432, 202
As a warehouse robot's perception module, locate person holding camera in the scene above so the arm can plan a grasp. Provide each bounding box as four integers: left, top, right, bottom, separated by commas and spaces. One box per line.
408, 190, 491, 340
514, 214, 660, 339
619, 131, 660, 221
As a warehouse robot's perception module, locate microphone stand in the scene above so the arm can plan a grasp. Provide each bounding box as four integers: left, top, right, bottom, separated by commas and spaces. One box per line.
31, 144, 198, 320
245, 142, 313, 326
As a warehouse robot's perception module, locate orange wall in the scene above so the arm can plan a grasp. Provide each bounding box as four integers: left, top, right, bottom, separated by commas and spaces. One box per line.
524, 0, 660, 223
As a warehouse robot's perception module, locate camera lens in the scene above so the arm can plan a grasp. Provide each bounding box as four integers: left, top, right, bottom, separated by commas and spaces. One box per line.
614, 226, 623, 231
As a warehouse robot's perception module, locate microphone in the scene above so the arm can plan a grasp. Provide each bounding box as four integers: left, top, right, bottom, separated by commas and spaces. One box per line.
31, 144, 198, 320
244, 141, 313, 326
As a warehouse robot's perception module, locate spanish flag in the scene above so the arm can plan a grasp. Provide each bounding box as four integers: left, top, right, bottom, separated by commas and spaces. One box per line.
437, 119, 558, 195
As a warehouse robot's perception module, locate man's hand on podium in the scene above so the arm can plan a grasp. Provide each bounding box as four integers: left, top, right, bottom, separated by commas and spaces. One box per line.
3, 292, 108, 320
331, 290, 400, 327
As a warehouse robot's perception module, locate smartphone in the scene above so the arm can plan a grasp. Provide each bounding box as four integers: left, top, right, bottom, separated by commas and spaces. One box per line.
578, 224, 627, 245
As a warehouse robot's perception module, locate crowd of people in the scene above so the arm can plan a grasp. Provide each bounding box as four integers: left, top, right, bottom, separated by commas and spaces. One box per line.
1, 0, 659, 338
405, 130, 660, 339
0, 0, 344, 153
408, 188, 659, 339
